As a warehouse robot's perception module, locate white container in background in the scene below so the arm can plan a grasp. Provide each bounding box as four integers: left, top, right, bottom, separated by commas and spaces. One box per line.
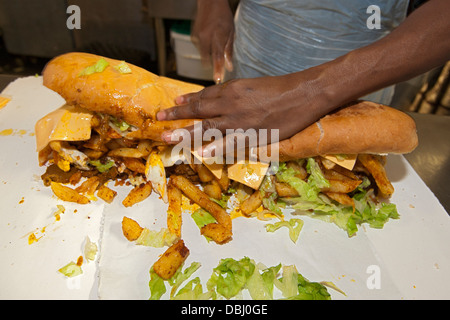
170, 30, 213, 81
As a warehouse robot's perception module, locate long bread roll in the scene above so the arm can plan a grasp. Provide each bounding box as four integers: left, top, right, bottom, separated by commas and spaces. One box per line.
42, 52, 203, 128
258, 100, 418, 161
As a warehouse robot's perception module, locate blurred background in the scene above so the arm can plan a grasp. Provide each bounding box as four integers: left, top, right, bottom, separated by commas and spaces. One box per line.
0, 0, 448, 115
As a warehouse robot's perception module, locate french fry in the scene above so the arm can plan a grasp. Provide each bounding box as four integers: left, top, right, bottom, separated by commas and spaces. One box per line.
324, 191, 355, 208
215, 167, 230, 192
153, 239, 190, 280
203, 180, 222, 200
328, 164, 359, 180
321, 179, 362, 194
240, 189, 263, 215
322, 167, 351, 181
201, 223, 233, 244
122, 216, 144, 241
50, 181, 90, 204
320, 157, 336, 170
167, 182, 182, 237
76, 176, 100, 195
108, 147, 145, 158
136, 140, 154, 157
122, 181, 152, 207
286, 161, 307, 180
170, 175, 232, 231
122, 157, 146, 174
194, 163, 215, 183
358, 154, 394, 197
275, 181, 299, 198
97, 184, 117, 203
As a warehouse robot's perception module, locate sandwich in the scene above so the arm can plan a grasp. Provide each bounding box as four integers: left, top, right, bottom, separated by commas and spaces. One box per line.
35, 52, 418, 242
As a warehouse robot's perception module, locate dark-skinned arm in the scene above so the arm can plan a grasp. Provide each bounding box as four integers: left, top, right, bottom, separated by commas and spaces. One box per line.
157, 0, 450, 157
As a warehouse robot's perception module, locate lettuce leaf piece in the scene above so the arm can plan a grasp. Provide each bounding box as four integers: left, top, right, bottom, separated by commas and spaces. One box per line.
172, 277, 213, 300
259, 176, 284, 218
191, 208, 217, 228
109, 115, 131, 132
149, 268, 166, 300
274, 265, 331, 300
246, 262, 273, 300
78, 58, 109, 76
289, 273, 331, 300
149, 262, 203, 300
210, 193, 229, 209
58, 261, 82, 278
265, 218, 304, 243
207, 257, 255, 299
135, 227, 178, 248
306, 157, 330, 189
88, 159, 115, 173
114, 61, 132, 74
260, 263, 282, 298
169, 262, 201, 298
276, 159, 399, 237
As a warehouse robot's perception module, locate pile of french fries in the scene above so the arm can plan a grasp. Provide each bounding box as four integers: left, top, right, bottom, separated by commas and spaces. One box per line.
40, 113, 394, 280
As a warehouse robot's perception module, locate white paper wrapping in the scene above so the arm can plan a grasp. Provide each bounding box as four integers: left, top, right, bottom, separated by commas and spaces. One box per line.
1, 76, 449, 300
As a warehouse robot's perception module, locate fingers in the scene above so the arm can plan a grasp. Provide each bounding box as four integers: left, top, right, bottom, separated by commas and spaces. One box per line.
160, 117, 225, 145
157, 85, 224, 121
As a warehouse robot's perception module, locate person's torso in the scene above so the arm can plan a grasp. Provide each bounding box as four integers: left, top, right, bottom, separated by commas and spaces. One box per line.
233, 0, 410, 77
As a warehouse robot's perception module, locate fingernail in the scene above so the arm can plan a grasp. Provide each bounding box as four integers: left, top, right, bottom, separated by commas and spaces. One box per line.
175, 95, 185, 105
199, 144, 216, 158
156, 111, 166, 121
161, 131, 172, 143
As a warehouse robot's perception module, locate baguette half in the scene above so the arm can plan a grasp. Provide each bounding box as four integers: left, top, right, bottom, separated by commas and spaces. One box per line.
42, 52, 203, 128
258, 101, 418, 161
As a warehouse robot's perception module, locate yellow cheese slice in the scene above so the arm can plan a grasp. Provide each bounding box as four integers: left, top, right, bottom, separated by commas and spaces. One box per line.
158, 146, 188, 167
323, 154, 357, 171
35, 104, 93, 152
191, 149, 224, 179
227, 160, 269, 190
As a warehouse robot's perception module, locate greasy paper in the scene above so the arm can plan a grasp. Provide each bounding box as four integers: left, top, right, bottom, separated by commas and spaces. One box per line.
1, 77, 449, 300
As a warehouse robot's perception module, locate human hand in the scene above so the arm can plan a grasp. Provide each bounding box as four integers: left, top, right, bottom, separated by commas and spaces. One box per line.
191, 0, 234, 84
156, 72, 334, 157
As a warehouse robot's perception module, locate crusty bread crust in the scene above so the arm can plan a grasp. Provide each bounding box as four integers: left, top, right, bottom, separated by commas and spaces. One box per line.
42, 52, 203, 128
259, 101, 418, 161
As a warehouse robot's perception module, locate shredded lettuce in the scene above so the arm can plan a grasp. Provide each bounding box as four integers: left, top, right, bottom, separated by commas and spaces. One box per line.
148, 257, 332, 300
149, 268, 167, 300
207, 257, 255, 299
265, 218, 304, 243
109, 116, 131, 132
136, 227, 178, 248
210, 193, 229, 209
191, 208, 216, 228
169, 262, 202, 298
58, 261, 82, 278
207, 257, 331, 300
88, 159, 115, 173
114, 61, 132, 74
148, 262, 206, 300
78, 58, 109, 76
259, 176, 284, 218
275, 158, 399, 237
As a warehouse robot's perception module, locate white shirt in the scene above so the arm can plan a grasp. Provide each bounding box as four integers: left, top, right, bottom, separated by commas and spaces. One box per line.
231, 0, 410, 104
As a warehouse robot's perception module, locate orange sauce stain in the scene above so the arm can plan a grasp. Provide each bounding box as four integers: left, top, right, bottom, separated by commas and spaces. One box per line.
0, 129, 13, 136
76, 256, 83, 266
28, 233, 42, 245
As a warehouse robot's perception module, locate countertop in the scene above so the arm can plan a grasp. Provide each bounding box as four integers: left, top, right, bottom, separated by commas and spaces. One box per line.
1, 74, 449, 214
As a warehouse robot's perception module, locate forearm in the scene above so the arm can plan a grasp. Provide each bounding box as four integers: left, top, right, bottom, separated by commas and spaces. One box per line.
305, 0, 450, 109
